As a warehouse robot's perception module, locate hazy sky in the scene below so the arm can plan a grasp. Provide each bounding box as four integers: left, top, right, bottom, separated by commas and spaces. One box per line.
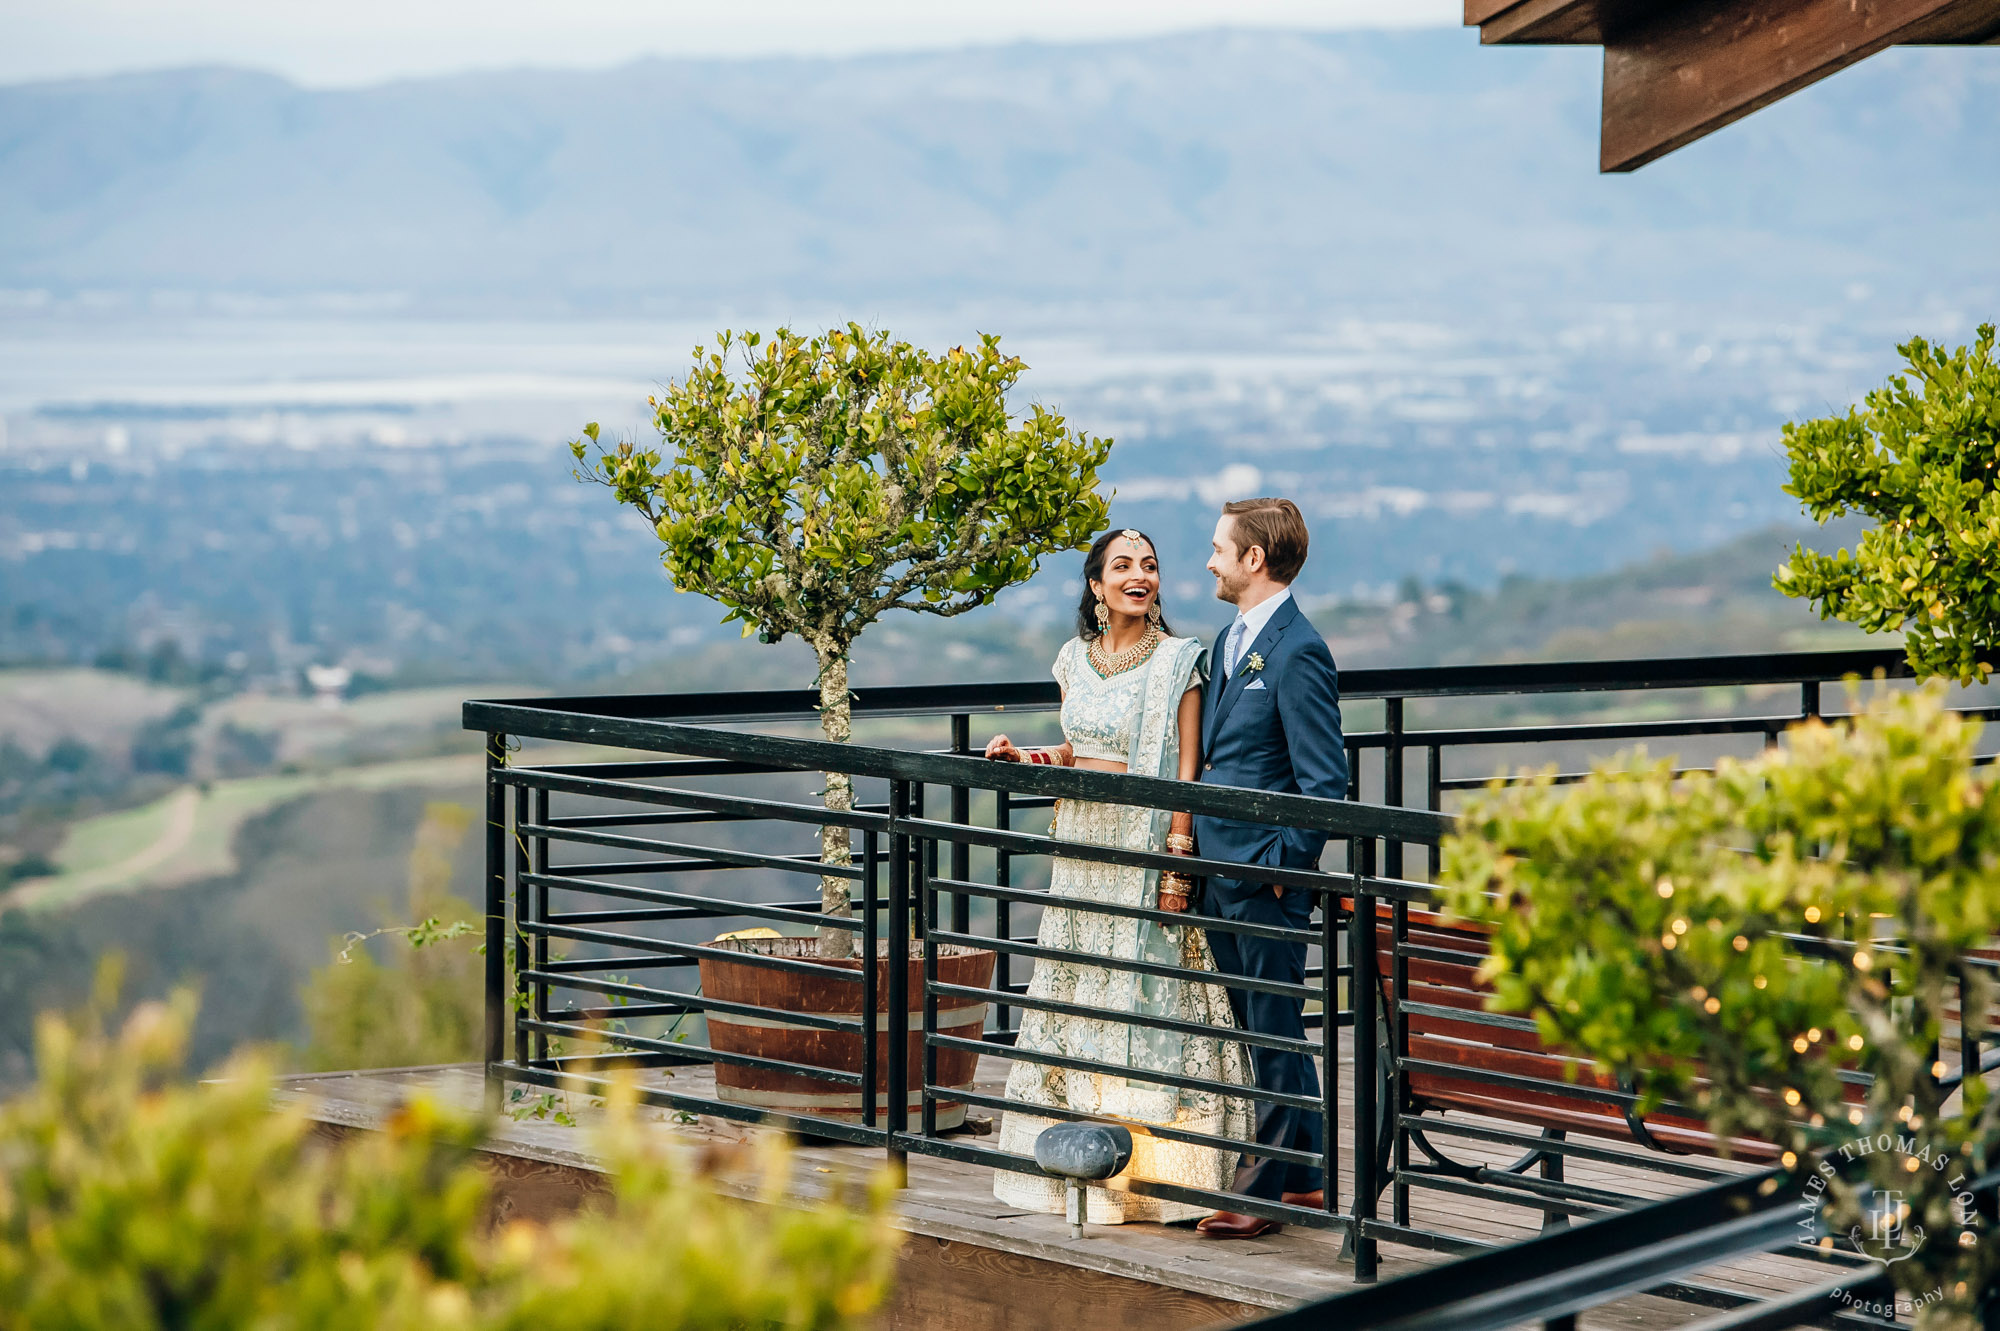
0, 1, 1458, 87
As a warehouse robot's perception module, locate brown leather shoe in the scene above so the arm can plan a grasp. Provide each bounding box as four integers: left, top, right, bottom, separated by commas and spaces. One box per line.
1281, 1189, 1325, 1209
1196, 1210, 1283, 1239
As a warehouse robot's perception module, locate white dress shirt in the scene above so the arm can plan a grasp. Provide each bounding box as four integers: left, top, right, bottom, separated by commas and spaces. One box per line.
1222, 587, 1292, 679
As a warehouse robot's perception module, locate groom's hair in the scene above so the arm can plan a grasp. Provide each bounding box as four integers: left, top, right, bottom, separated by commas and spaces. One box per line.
1221, 498, 1308, 584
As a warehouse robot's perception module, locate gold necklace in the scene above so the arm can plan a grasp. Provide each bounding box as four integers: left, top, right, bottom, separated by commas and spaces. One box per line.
1088, 625, 1163, 678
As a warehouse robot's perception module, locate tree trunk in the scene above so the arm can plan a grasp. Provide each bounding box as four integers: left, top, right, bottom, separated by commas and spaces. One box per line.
815, 645, 855, 961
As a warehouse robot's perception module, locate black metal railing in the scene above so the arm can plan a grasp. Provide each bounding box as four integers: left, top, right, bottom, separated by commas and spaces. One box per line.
464, 645, 1999, 1315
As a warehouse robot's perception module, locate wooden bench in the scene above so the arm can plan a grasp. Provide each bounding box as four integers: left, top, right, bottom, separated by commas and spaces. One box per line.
1358, 902, 1877, 1198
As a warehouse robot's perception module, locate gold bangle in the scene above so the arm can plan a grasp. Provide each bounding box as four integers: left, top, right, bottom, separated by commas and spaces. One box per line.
1166, 832, 1195, 853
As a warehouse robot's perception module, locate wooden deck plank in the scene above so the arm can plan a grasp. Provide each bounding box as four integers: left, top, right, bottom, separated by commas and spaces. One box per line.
277, 1045, 1855, 1327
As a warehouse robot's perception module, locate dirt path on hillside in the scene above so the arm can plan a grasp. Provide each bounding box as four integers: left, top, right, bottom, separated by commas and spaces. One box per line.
13, 785, 201, 909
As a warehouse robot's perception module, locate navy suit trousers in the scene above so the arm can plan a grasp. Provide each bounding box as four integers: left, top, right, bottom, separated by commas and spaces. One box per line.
1205, 876, 1324, 1200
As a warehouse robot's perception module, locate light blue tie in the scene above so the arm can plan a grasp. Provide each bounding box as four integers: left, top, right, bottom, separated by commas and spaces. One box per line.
1225, 617, 1247, 678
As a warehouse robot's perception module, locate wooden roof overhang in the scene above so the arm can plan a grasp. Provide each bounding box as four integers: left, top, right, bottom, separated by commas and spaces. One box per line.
1466, 0, 2000, 170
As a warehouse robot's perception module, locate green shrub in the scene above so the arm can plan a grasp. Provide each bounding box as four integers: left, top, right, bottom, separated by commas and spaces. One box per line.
1443, 688, 2000, 1328
0, 969, 900, 1331
572, 325, 1111, 956
1777, 323, 2000, 683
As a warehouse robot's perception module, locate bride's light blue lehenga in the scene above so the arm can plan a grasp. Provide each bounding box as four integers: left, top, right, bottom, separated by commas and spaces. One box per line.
993, 633, 1256, 1224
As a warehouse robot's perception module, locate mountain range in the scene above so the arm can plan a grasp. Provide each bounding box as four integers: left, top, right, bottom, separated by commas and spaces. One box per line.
3, 28, 1997, 313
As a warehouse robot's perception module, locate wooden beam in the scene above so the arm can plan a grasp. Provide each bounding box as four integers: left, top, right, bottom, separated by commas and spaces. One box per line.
1600, 0, 2000, 172
1468, 0, 1608, 44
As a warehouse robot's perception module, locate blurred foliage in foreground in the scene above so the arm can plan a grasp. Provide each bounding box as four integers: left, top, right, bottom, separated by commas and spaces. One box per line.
1445, 687, 2000, 1330
301, 800, 484, 1071
0, 968, 900, 1331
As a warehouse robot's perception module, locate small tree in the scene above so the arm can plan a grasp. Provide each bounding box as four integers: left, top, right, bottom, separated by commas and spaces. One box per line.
1442, 689, 2000, 1331
0, 971, 900, 1330
1776, 323, 2000, 684
574, 325, 1111, 957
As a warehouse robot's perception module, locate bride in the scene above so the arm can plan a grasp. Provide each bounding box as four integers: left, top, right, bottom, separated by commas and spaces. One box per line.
982, 527, 1255, 1224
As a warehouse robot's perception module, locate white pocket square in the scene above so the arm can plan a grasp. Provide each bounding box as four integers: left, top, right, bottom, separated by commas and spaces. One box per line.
1243, 679, 1267, 691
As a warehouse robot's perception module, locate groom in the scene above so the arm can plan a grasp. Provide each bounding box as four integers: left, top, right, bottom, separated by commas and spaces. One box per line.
1190, 497, 1349, 1239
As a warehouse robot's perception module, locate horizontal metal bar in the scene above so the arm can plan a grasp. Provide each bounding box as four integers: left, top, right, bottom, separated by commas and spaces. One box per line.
546, 906, 731, 926
537, 1050, 698, 1070
550, 1003, 692, 1022
531, 758, 790, 778
481, 649, 1918, 722
928, 980, 1322, 1057
496, 1062, 887, 1147
539, 954, 696, 973
1244, 1167, 1809, 1331
535, 823, 864, 880
1680, 1269, 1893, 1331
1397, 999, 1542, 1034
902, 815, 1359, 895
520, 968, 861, 1033
930, 874, 1325, 945
1399, 1116, 1731, 1183
522, 919, 868, 979
547, 808, 760, 830
522, 871, 866, 931
1394, 713, 1796, 750
501, 766, 891, 834
1398, 1055, 1631, 1107
519, 1017, 865, 1086
928, 926, 1324, 1004
938, 1084, 1327, 1171
927, 1030, 1320, 1112
1398, 1169, 1608, 1220
469, 703, 1453, 843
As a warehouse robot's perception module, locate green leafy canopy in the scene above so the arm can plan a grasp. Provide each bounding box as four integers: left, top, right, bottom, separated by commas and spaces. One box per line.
571, 324, 1113, 660
1443, 688, 2000, 1324
1777, 323, 2000, 683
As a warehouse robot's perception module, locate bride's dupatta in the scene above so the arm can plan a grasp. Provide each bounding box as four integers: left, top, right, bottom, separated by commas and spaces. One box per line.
1108, 633, 1211, 1123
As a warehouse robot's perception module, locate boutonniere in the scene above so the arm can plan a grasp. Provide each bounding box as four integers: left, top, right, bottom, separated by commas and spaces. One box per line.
1243, 652, 1265, 674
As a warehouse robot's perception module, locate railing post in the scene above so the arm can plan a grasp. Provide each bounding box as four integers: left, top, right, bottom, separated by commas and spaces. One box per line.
910, 783, 927, 941
995, 787, 1013, 1035
886, 780, 911, 1183
1348, 836, 1380, 1282
482, 731, 508, 1116
1801, 678, 1821, 721
530, 786, 548, 1064
1320, 863, 1340, 1233
950, 713, 971, 935
512, 783, 530, 1069
1384, 697, 1404, 882
921, 818, 940, 1138
1392, 889, 1410, 1228
862, 828, 879, 1131
1426, 743, 1442, 880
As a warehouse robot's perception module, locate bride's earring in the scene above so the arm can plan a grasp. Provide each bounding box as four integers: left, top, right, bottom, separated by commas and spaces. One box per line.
1146, 601, 1162, 626
1094, 593, 1109, 629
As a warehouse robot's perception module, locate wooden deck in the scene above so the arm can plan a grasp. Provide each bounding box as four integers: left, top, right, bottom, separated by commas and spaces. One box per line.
278, 1041, 1853, 1331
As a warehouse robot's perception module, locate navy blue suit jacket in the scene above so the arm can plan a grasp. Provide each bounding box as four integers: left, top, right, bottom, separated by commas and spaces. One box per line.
1192, 596, 1349, 882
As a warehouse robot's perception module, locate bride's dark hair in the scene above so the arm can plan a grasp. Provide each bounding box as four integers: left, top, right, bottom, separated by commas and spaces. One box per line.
1075, 527, 1173, 641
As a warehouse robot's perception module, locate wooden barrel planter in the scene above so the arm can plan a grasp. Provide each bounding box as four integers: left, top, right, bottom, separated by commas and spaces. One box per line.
697, 937, 996, 1129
